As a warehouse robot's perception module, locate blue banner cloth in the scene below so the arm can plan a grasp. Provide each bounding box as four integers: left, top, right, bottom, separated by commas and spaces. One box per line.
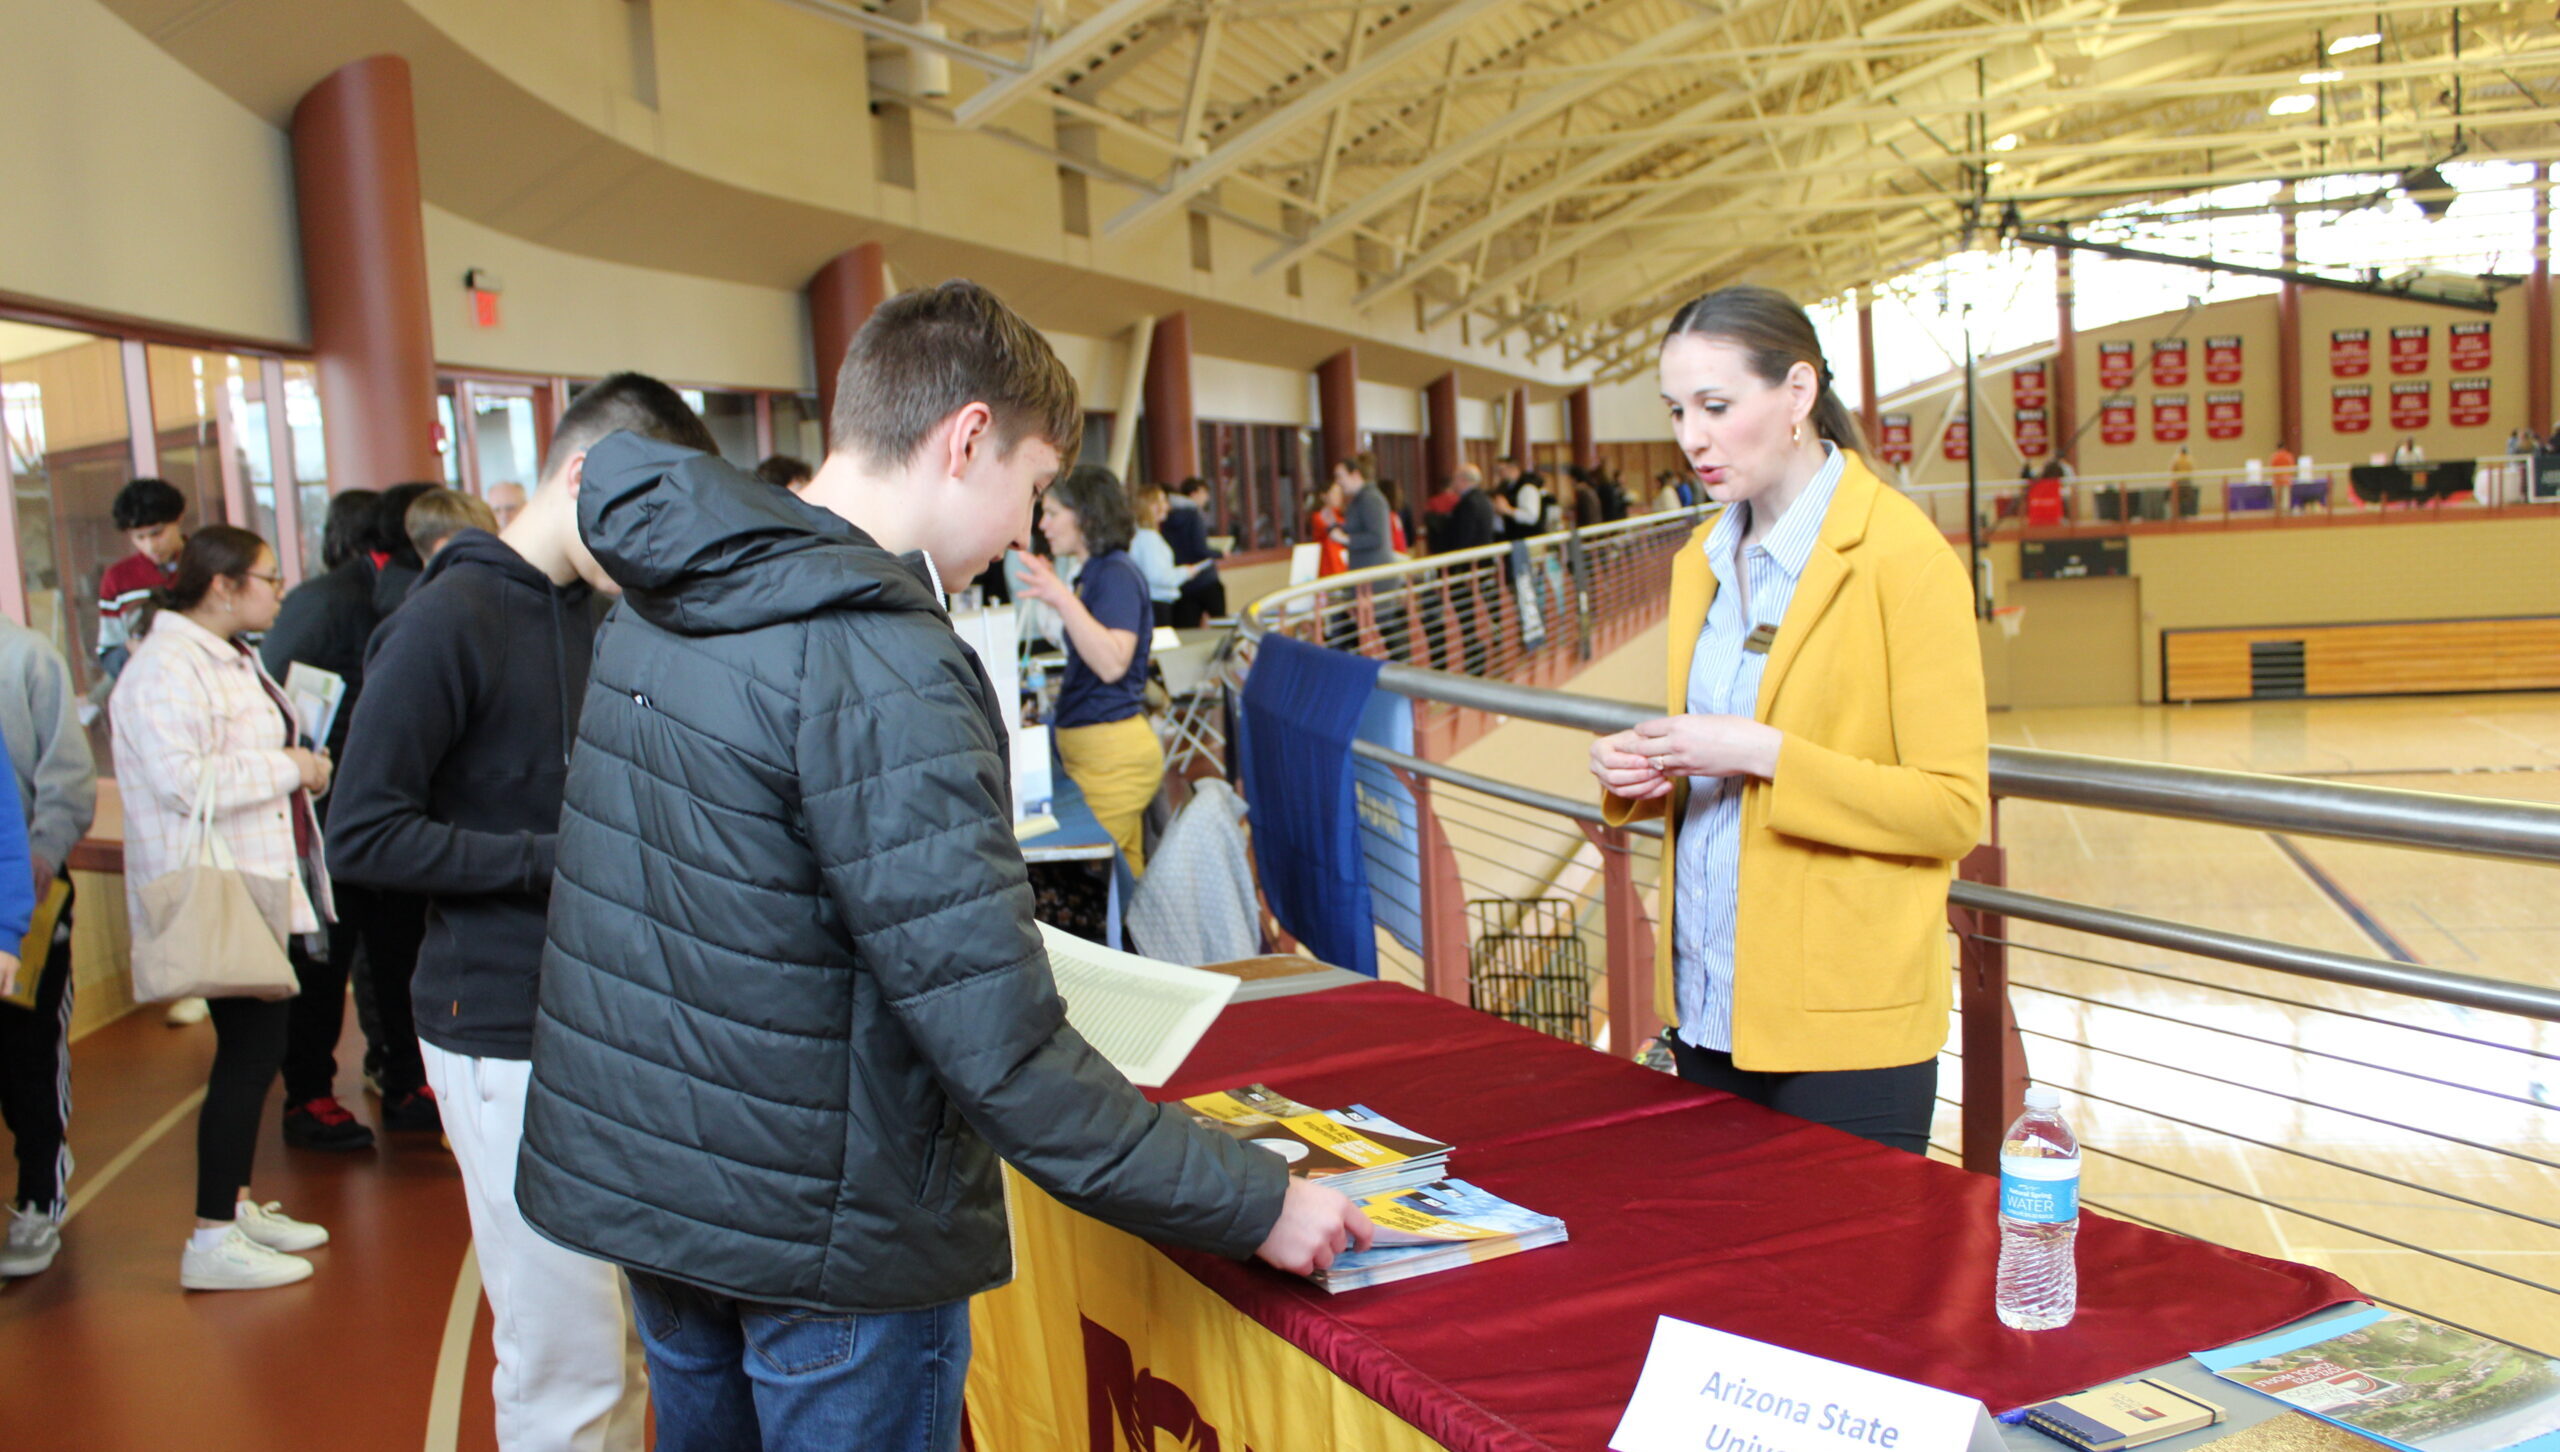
1352, 690, 1421, 954
1236, 635, 1382, 977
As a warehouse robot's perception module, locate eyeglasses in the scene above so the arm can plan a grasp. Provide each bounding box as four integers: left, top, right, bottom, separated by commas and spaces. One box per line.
246, 571, 285, 590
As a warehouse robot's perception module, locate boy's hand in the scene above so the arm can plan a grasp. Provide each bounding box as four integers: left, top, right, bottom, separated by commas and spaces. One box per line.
1253, 1177, 1376, 1275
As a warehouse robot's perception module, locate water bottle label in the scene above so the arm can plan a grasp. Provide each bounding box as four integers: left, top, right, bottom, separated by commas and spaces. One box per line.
2000, 1155, 2079, 1223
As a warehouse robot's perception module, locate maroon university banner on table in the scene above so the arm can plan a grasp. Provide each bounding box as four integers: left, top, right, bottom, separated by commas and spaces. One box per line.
1944, 416, 1971, 461
2389, 325, 2430, 375
1877, 413, 1914, 465
2151, 338, 2189, 387
2390, 381, 2430, 431
2450, 321, 2492, 372
2450, 377, 2493, 427
2100, 398, 2137, 445
2153, 394, 2190, 443
2098, 341, 2136, 389
2331, 329, 2371, 377
2012, 363, 2048, 411
2332, 384, 2372, 432
2206, 392, 2245, 440
2205, 335, 2244, 385
2016, 407, 2050, 457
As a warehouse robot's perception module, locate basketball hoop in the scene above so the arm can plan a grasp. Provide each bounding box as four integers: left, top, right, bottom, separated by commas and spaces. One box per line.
1993, 604, 2025, 640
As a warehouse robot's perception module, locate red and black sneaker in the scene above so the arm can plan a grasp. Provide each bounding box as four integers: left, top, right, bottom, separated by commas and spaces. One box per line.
380, 1086, 442, 1135
282, 1097, 376, 1153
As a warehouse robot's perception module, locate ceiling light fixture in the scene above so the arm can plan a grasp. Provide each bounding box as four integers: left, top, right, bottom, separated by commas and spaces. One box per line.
1984, 162, 2007, 174
2268, 93, 2319, 115
2300, 69, 2345, 83
2328, 32, 2380, 54
1991, 134, 2020, 151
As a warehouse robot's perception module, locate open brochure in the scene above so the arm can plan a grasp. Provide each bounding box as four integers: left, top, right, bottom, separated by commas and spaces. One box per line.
1177, 1085, 1451, 1199
2197, 1308, 2560, 1452
1036, 924, 1237, 1088
1313, 1179, 1569, 1293
283, 663, 346, 747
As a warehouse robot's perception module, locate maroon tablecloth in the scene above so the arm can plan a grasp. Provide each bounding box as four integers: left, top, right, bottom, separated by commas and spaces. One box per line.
1147, 981, 2361, 1451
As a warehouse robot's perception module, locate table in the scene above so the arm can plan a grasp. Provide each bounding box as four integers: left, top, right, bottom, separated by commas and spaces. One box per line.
1019, 766, 1133, 947
964, 982, 2359, 1451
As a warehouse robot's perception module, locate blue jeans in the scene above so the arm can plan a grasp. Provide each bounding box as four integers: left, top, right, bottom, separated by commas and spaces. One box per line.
625, 1269, 970, 1452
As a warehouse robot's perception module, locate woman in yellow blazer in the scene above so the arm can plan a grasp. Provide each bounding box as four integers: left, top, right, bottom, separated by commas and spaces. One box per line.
1590, 286, 1988, 1154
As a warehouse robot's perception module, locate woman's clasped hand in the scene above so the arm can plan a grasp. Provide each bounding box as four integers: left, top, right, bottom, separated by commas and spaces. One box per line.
1589, 713, 1781, 799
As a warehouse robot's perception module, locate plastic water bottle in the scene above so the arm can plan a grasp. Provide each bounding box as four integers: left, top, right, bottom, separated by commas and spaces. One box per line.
1995, 1084, 2080, 1330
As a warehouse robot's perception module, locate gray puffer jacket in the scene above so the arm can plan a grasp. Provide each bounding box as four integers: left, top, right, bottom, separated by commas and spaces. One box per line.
516, 433, 1287, 1312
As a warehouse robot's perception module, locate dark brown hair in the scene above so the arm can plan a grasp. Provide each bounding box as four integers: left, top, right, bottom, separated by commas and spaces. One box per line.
1663, 285, 1867, 453
134, 525, 268, 639
1334, 451, 1376, 483
829, 280, 1082, 471
543, 372, 717, 478
1043, 464, 1135, 555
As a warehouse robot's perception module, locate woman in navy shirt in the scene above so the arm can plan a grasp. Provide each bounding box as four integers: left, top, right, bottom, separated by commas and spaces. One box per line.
1016, 466, 1161, 872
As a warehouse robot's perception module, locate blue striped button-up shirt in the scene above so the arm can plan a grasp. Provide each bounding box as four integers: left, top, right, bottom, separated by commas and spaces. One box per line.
1673, 444, 1844, 1051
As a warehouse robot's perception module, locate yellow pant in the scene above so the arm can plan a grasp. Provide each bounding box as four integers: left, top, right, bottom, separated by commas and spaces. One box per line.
1055, 715, 1164, 874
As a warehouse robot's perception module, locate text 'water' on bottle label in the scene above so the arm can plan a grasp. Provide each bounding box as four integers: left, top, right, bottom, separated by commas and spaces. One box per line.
1999, 1154, 2079, 1224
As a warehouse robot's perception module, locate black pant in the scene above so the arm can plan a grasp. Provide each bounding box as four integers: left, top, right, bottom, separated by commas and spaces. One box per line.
1171, 572, 1226, 630
199, 996, 290, 1220
0, 882, 75, 1213
287, 882, 426, 1103
1669, 1037, 1937, 1156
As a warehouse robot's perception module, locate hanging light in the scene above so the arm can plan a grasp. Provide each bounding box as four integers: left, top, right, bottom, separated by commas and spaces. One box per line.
2268, 94, 2318, 116
2327, 32, 2380, 54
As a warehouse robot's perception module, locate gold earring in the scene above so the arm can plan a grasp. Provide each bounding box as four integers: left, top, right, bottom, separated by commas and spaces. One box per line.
1791, 420, 1803, 446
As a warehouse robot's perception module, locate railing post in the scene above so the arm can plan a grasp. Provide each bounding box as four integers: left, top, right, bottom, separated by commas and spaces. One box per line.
1952, 841, 2026, 1173
1396, 768, 1472, 1005
1579, 820, 1658, 1059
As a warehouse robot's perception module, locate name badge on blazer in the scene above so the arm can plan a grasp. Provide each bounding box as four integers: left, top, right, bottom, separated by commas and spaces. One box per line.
1743, 623, 1779, 655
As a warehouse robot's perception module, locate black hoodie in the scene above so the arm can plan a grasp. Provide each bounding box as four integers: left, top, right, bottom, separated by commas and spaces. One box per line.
325, 528, 600, 1059
515, 433, 1284, 1313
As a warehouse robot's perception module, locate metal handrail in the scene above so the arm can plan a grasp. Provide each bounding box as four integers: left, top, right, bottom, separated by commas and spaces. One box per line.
1236, 506, 1711, 645
1339, 663, 2560, 868
1356, 736, 2560, 1026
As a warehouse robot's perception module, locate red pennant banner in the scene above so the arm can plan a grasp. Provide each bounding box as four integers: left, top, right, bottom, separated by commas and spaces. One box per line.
2449, 377, 2493, 427
2331, 329, 2371, 378
2205, 335, 2244, 385
2332, 384, 2372, 433
2153, 394, 2190, 443
1877, 413, 1914, 465
2152, 339, 2189, 387
2099, 398, 2137, 446
2389, 325, 2430, 376
2098, 341, 2136, 390
2449, 322, 2492, 373
2016, 407, 2051, 458
2012, 363, 2049, 412
2389, 380, 2431, 431
2206, 391, 2245, 440
1944, 417, 1971, 461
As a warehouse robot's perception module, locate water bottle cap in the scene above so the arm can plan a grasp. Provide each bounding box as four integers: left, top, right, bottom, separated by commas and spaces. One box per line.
2023, 1084, 2060, 1110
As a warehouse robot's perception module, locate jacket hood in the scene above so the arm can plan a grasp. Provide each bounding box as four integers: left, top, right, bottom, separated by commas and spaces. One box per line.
416, 527, 579, 600
579, 432, 942, 636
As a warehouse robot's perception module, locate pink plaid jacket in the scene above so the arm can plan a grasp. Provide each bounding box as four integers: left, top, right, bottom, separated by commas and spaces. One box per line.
110, 611, 329, 933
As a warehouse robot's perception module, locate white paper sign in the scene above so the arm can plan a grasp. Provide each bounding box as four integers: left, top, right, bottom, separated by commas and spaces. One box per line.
1611, 1317, 2006, 1452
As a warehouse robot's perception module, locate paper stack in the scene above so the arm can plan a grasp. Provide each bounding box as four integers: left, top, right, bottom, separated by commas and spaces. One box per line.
1312, 1179, 1570, 1293
1177, 1084, 1451, 1199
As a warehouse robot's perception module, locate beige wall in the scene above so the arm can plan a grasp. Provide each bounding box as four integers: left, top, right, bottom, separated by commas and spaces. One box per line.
1360, 381, 1422, 435
0, 0, 304, 344
1194, 355, 1311, 425
424, 205, 810, 389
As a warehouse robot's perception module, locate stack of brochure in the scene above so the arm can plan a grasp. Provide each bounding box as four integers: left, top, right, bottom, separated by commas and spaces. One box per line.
1177, 1084, 1451, 1199
1312, 1179, 1570, 1293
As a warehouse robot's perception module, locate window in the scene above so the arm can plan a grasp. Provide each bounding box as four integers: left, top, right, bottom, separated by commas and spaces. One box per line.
1, 322, 139, 689
679, 388, 761, 469
771, 393, 825, 466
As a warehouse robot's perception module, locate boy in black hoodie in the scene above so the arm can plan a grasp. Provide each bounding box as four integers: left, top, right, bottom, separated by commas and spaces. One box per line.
327, 374, 715, 1452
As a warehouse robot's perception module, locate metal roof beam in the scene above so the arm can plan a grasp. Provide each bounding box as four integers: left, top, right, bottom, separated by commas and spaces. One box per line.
955, 0, 1195, 126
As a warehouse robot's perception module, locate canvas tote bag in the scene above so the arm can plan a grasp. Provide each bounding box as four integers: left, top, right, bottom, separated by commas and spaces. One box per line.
129, 762, 298, 1003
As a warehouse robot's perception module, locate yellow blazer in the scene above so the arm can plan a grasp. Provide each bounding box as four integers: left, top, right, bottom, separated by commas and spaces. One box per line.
1605, 451, 1988, 1072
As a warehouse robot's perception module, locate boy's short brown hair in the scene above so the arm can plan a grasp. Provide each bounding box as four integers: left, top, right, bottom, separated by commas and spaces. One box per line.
828, 280, 1082, 471
404, 487, 500, 557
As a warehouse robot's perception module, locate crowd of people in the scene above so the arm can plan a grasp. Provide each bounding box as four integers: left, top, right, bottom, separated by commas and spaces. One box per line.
0, 276, 1988, 1452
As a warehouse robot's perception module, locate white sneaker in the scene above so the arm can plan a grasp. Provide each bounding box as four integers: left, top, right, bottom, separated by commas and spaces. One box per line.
0, 1204, 60, 1277
233, 1200, 329, 1253
180, 1225, 313, 1291
163, 996, 209, 1026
